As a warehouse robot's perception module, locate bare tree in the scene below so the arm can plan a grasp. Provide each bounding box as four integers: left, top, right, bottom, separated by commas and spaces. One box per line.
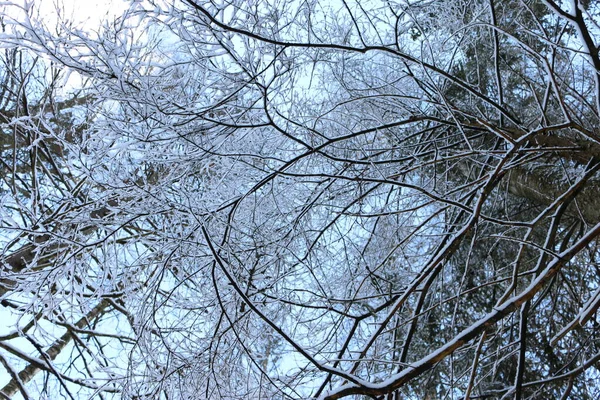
1, 0, 600, 399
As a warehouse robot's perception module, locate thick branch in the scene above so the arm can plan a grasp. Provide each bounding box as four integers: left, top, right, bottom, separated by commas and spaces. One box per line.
0, 300, 110, 399
322, 221, 600, 399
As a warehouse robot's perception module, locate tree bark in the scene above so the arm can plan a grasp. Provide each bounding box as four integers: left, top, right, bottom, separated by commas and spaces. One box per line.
0, 300, 110, 399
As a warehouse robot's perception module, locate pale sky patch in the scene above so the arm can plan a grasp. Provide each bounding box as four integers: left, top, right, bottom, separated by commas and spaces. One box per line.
34, 0, 130, 25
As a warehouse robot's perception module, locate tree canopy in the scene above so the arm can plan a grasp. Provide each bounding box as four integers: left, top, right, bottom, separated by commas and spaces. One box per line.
1, 0, 600, 399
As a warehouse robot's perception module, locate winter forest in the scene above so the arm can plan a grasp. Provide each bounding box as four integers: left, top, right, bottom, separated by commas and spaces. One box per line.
0, 0, 600, 399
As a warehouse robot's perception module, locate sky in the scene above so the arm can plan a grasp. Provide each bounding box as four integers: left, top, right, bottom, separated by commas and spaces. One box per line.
35, 0, 129, 25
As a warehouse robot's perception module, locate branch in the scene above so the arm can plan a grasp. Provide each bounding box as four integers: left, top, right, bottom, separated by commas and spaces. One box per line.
0, 300, 111, 398
322, 221, 600, 399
